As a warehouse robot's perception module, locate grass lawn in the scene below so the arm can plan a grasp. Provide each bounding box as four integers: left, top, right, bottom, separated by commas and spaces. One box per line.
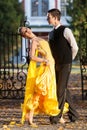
71, 62, 81, 74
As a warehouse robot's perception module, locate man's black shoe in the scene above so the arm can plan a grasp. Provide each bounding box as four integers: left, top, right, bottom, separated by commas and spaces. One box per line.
70, 118, 78, 122
49, 116, 58, 124
69, 115, 79, 122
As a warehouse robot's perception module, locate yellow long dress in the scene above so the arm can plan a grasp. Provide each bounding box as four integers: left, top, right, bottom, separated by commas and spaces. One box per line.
21, 39, 68, 124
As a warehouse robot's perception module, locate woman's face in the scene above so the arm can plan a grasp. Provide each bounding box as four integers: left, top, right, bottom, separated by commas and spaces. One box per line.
21, 27, 32, 38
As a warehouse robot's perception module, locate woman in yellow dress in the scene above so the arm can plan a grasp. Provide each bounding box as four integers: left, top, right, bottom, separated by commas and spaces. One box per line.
18, 27, 68, 126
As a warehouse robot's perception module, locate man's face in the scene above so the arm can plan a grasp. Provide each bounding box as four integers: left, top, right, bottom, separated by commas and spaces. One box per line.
47, 13, 55, 25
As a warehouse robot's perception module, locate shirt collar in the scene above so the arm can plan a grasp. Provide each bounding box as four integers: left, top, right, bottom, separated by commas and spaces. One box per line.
54, 24, 61, 29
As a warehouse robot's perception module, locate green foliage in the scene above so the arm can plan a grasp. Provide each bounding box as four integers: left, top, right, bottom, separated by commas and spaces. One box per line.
0, 1, 24, 65
66, 0, 87, 57
0, 0, 24, 33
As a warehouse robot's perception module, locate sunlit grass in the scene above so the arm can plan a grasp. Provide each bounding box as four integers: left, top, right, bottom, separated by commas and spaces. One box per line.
71, 63, 80, 74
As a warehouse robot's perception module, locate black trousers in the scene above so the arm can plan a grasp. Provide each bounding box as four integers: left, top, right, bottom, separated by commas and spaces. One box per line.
55, 63, 79, 120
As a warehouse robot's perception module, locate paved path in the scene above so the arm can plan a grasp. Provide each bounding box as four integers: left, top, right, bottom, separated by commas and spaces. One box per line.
0, 74, 87, 130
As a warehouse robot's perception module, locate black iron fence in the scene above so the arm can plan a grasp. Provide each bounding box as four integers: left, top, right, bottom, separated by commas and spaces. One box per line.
0, 27, 87, 100
0, 32, 30, 99
79, 25, 87, 100
80, 56, 87, 100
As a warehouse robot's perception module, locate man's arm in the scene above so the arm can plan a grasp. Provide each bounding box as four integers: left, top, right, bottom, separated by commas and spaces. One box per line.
64, 28, 78, 60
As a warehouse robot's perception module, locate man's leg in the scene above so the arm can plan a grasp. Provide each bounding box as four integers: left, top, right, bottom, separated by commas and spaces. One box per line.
66, 89, 79, 122
50, 64, 71, 124
56, 64, 79, 122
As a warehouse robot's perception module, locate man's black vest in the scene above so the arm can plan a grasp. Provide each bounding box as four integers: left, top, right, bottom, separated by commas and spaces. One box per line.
49, 25, 72, 65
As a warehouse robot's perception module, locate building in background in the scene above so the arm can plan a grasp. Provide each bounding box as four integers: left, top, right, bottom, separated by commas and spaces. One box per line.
22, 0, 71, 38
17, 0, 71, 62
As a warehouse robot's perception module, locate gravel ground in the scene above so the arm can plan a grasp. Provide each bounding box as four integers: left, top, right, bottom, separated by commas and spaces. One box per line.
0, 74, 87, 130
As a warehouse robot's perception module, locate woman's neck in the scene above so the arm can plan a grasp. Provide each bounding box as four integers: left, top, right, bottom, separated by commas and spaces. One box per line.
31, 34, 37, 39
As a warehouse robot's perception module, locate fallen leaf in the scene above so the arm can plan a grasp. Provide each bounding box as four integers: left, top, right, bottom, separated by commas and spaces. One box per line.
3, 125, 11, 130
57, 126, 64, 130
9, 121, 16, 125
16, 123, 23, 127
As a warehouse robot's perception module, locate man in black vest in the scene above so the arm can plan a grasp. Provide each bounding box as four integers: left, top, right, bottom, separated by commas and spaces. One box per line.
47, 8, 79, 124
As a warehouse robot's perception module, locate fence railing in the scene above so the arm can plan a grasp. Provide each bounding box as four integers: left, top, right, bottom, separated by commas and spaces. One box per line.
0, 30, 87, 100
0, 32, 30, 99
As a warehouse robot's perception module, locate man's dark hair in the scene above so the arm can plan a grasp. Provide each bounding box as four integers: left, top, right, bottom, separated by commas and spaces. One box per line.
48, 8, 61, 20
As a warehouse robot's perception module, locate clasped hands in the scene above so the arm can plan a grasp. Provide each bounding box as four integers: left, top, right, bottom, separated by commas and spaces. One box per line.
43, 59, 49, 66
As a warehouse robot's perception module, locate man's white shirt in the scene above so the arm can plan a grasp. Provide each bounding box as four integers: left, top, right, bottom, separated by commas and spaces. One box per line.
54, 25, 78, 60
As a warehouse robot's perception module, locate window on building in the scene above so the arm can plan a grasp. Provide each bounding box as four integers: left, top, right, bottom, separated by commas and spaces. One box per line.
61, 0, 69, 16
31, 0, 49, 16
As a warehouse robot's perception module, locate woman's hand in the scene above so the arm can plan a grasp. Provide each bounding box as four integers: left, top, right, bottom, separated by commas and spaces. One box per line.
43, 59, 49, 66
